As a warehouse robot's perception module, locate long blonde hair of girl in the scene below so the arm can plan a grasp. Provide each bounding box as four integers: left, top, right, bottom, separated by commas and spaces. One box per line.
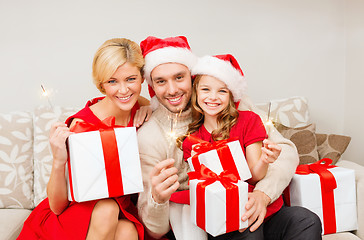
176, 75, 239, 149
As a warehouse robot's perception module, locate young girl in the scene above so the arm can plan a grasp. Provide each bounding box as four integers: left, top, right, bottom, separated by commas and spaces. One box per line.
18, 38, 151, 240
180, 54, 282, 239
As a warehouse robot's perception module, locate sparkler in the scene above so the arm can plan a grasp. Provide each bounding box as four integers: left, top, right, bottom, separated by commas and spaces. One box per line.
265, 101, 273, 127
167, 109, 183, 138
40, 84, 54, 111
166, 109, 182, 158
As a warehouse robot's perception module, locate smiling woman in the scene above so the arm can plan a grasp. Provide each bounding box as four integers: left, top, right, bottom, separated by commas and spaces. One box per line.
17, 38, 151, 240
92, 62, 144, 125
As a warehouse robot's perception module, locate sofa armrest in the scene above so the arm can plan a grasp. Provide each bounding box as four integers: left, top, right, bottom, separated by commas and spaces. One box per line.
336, 159, 364, 239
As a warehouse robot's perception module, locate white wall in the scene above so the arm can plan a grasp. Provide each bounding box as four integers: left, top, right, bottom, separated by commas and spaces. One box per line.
344, 0, 364, 164
0, 0, 362, 165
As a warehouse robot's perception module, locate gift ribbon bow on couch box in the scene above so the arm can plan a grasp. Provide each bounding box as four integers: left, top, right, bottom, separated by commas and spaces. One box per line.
284, 159, 357, 234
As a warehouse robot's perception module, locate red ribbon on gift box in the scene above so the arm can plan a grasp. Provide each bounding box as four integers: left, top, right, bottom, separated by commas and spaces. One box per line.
67, 116, 124, 201
187, 135, 241, 180
188, 164, 240, 233
69, 116, 117, 133
286, 158, 337, 234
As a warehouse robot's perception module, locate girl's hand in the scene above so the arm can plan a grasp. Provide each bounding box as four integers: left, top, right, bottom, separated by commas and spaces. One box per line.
260, 139, 281, 164
49, 122, 73, 168
134, 105, 152, 127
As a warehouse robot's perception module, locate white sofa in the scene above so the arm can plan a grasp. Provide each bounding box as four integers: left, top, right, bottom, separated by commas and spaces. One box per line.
0, 97, 363, 240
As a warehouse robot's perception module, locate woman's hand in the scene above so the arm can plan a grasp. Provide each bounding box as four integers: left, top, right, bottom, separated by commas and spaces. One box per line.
134, 105, 152, 127
260, 139, 282, 164
47, 122, 73, 214
49, 122, 73, 168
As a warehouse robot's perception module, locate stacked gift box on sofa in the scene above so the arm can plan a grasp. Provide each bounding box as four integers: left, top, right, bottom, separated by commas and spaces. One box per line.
186, 136, 251, 236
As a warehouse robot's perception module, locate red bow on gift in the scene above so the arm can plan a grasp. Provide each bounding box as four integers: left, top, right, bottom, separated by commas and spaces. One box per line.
187, 135, 238, 155
187, 135, 241, 180
189, 164, 241, 233
188, 164, 239, 188
70, 116, 117, 133
296, 158, 337, 197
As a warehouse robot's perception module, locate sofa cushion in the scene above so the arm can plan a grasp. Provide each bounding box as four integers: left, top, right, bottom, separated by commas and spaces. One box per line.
0, 209, 31, 240
0, 111, 34, 209
275, 123, 319, 165
316, 134, 351, 165
256, 96, 310, 128
33, 105, 78, 206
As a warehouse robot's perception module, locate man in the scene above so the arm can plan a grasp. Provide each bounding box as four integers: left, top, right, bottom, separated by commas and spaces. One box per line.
137, 36, 322, 240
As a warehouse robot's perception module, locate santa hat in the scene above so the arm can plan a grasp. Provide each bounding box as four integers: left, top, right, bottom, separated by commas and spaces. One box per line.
140, 36, 197, 105
191, 54, 247, 102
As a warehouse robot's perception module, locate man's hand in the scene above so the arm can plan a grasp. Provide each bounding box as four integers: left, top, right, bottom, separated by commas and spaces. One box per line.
134, 105, 152, 128
150, 159, 180, 204
240, 190, 271, 232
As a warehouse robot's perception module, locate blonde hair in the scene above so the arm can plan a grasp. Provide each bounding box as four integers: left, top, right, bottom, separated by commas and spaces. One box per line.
92, 38, 144, 93
176, 75, 239, 149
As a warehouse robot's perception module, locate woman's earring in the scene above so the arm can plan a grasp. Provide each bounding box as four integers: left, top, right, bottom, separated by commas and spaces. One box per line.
99, 84, 105, 93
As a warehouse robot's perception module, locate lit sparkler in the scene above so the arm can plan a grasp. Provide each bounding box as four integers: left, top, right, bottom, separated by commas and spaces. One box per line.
167, 109, 183, 138
40, 84, 54, 111
265, 101, 273, 126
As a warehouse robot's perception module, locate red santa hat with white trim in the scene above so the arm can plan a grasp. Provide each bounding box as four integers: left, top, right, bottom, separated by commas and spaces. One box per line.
191, 54, 247, 103
140, 36, 197, 108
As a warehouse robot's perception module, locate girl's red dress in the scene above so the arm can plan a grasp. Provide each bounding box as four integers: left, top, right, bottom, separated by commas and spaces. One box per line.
17, 97, 144, 240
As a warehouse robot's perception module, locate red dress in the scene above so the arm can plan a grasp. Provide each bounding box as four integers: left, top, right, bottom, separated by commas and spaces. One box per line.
181, 111, 283, 219
18, 97, 144, 240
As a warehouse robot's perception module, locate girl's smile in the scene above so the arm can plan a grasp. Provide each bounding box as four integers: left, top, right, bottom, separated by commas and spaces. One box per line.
197, 75, 230, 120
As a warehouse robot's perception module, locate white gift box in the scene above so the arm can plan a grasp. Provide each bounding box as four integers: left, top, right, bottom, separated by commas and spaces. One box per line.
190, 178, 248, 236
66, 127, 143, 202
187, 140, 252, 181
289, 167, 357, 234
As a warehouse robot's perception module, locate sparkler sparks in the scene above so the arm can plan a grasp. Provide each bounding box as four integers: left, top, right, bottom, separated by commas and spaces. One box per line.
40, 84, 54, 111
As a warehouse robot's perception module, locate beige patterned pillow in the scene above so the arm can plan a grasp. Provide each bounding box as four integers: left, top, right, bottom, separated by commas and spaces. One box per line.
316, 133, 351, 165
0, 111, 34, 209
276, 123, 319, 165
256, 96, 310, 128
33, 105, 78, 206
